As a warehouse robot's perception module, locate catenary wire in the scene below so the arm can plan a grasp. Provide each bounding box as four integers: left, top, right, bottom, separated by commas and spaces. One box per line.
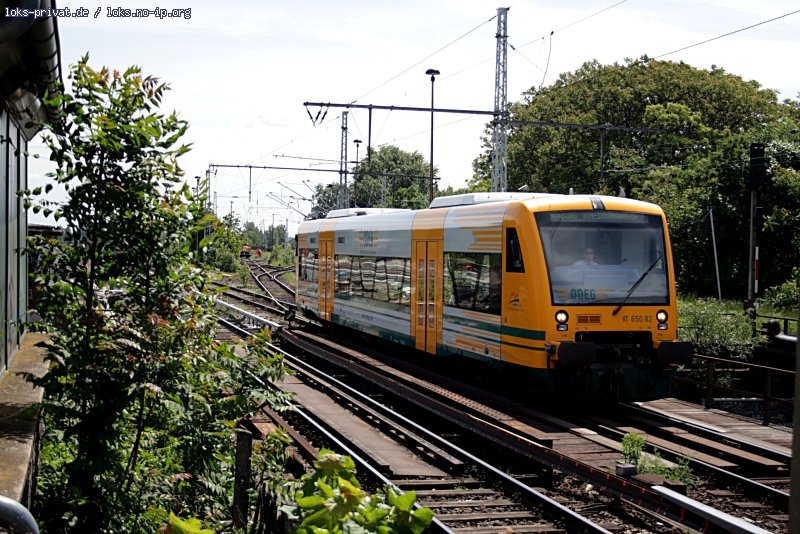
349, 14, 497, 104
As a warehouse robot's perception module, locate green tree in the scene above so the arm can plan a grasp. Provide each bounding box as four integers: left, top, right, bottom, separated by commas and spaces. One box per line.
487, 58, 800, 298
242, 220, 264, 248
266, 223, 288, 248
203, 212, 245, 272
308, 145, 438, 215
352, 145, 432, 209
309, 182, 342, 219
24, 57, 291, 531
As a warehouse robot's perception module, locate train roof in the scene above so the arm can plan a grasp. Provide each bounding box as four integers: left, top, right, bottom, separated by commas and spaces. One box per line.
325, 207, 410, 218
298, 193, 664, 234
521, 193, 663, 214
428, 192, 553, 208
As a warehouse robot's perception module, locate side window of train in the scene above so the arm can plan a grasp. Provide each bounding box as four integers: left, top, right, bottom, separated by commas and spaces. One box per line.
506, 228, 525, 273
386, 258, 411, 305
299, 249, 318, 282
443, 252, 501, 315
334, 255, 351, 295
372, 258, 390, 302
309, 251, 319, 283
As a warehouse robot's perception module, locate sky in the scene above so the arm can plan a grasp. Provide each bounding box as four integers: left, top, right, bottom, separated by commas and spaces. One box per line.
29, 0, 800, 235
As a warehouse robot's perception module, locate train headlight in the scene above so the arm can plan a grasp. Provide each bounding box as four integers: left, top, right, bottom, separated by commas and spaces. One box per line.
555, 310, 569, 331
656, 309, 668, 330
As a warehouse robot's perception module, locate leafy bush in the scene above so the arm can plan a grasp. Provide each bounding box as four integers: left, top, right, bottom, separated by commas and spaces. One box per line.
25, 57, 293, 531
269, 242, 296, 267
620, 433, 697, 488
622, 432, 644, 465
760, 268, 799, 315
281, 450, 434, 533
678, 298, 763, 360
212, 248, 242, 273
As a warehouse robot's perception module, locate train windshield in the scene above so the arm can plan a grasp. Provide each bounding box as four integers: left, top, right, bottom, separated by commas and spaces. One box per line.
535, 210, 669, 305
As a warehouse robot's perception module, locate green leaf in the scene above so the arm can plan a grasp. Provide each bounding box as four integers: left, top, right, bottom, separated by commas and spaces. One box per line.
387, 488, 415, 512
164, 512, 214, 534
297, 495, 326, 509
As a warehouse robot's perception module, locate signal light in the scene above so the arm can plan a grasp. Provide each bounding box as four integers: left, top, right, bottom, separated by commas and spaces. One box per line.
748, 143, 767, 189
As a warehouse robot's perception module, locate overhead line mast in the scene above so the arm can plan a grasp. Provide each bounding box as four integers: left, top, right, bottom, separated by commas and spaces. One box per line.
339, 112, 350, 209
492, 7, 509, 192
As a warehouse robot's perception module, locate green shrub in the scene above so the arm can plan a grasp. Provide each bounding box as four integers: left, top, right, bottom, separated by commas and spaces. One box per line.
622, 432, 645, 465
678, 298, 763, 360
760, 268, 799, 316
281, 450, 434, 533
620, 433, 697, 488
25, 57, 293, 532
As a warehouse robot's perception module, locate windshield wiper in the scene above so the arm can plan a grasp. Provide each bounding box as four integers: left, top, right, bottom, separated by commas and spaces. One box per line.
612, 253, 662, 316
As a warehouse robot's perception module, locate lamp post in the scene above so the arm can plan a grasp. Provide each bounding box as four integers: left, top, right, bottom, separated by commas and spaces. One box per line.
353, 139, 362, 183
353, 139, 362, 206
425, 68, 439, 204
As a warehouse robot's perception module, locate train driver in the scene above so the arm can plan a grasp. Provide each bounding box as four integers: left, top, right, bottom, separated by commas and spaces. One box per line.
573, 247, 599, 266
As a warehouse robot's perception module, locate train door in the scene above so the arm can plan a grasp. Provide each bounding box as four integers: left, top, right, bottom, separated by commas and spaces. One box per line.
412, 240, 441, 354
318, 239, 334, 321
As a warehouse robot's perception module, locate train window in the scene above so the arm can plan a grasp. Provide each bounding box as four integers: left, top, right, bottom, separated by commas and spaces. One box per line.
298, 248, 318, 283
360, 258, 376, 294
443, 252, 501, 315
505, 228, 525, 273
385, 258, 411, 304
338, 256, 411, 306
535, 210, 669, 305
334, 255, 352, 295
373, 259, 390, 302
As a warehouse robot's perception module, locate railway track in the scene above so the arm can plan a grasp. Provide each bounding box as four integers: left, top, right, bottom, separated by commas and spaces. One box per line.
219, 317, 641, 533
214, 268, 787, 533
279, 328, 785, 533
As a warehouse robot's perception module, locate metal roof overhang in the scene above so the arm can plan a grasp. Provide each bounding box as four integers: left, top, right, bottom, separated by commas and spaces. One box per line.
0, 0, 63, 139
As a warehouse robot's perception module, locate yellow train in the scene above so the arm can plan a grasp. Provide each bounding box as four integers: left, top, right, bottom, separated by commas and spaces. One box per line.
295, 192, 692, 400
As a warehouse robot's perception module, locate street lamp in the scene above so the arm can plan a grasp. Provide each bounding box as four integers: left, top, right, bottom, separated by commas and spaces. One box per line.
425, 68, 440, 204
353, 138, 362, 164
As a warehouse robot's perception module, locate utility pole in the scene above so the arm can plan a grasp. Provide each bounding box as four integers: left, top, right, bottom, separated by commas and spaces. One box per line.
425, 68, 439, 203
746, 143, 765, 311
709, 208, 722, 303
791, 293, 800, 534
339, 112, 349, 210
491, 7, 509, 192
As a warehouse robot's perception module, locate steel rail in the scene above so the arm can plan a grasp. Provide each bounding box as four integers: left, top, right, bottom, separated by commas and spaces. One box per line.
269, 336, 613, 534
278, 329, 743, 533
622, 402, 791, 464
215, 316, 456, 534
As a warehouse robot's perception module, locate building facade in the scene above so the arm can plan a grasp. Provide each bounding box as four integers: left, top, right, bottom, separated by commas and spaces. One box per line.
0, 2, 62, 371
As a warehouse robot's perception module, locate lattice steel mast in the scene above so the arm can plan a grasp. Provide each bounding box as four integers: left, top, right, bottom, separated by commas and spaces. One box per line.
491, 7, 509, 192
339, 111, 349, 209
